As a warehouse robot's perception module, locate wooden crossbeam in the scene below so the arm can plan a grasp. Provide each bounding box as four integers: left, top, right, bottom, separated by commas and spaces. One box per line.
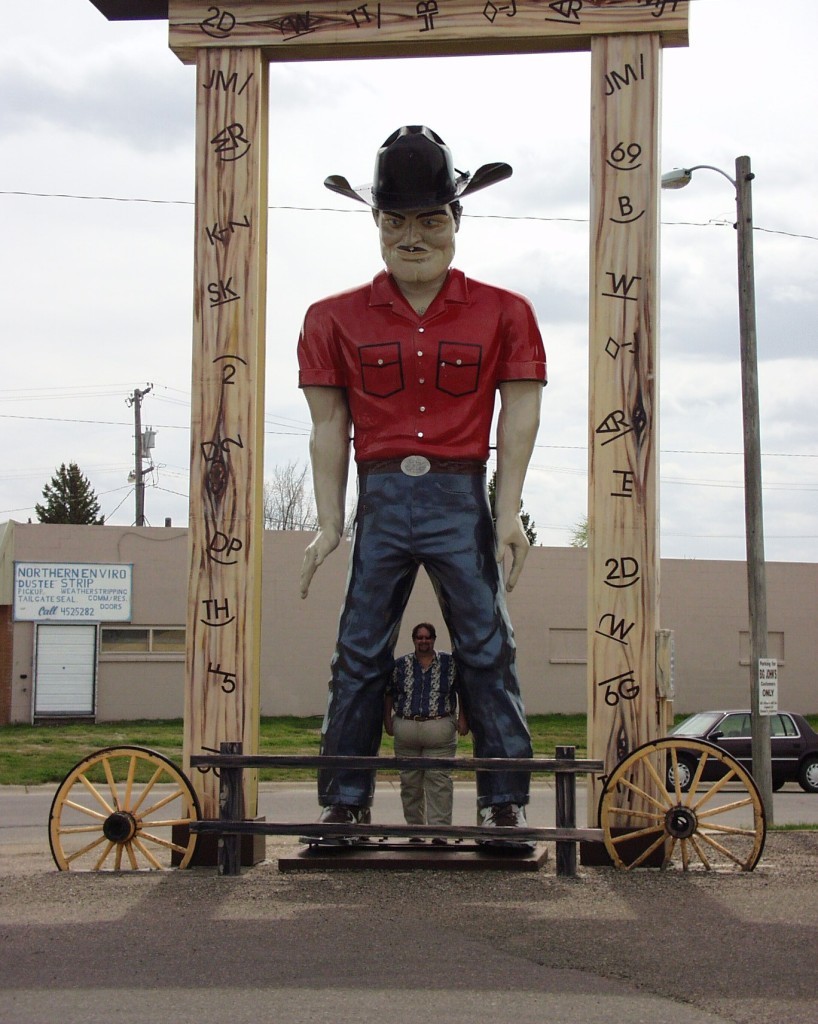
189, 752, 605, 772
168, 1, 689, 64
190, 819, 605, 843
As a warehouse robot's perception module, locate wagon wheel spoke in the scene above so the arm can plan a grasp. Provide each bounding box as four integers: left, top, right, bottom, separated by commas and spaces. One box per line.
62, 800, 107, 822
698, 821, 761, 838
132, 836, 164, 870
58, 824, 110, 835
64, 833, 108, 865
49, 746, 200, 872
138, 786, 189, 818
609, 823, 666, 845
688, 751, 709, 794
698, 795, 755, 818
93, 841, 117, 871
697, 831, 752, 867
139, 830, 191, 856
78, 773, 114, 816
688, 834, 713, 870
641, 752, 673, 803
102, 755, 121, 811
605, 806, 665, 825
609, 775, 670, 815
691, 768, 738, 811
128, 767, 165, 815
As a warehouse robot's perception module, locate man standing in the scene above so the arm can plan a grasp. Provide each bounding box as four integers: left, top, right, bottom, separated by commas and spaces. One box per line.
298, 126, 546, 843
385, 622, 468, 838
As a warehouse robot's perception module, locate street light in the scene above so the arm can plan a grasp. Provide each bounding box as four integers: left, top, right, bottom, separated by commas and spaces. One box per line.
661, 156, 773, 822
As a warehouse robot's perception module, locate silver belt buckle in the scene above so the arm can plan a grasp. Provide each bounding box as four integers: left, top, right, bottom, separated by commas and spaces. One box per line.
400, 455, 431, 477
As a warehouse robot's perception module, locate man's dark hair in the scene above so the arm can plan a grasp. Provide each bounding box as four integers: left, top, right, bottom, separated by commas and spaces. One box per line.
412, 622, 436, 640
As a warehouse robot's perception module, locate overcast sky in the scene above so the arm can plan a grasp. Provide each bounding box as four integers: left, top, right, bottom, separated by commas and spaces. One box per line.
2, 0, 816, 565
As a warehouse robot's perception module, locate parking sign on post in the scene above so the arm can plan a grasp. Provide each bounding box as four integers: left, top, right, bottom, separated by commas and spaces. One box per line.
758, 659, 779, 715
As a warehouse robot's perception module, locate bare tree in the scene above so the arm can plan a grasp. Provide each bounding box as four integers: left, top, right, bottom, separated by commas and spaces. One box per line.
263, 461, 318, 531
570, 514, 588, 548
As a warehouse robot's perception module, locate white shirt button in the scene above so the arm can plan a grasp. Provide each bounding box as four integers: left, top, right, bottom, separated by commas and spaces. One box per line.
419, 378, 425, 384
417, 432, 424, 438
418, 327, 425, 334
417, 351, 423, 357
419, 406, 426, 412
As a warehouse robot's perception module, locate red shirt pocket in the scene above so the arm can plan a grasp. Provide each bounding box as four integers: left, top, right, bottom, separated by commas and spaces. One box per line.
436, 341, 481, 396
359, 342, 404, 397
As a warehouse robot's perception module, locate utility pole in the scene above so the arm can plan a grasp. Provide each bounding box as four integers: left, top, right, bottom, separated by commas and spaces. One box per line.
126, 384, 153, 527
662, 157, 773, 822
735, 155, 773, 823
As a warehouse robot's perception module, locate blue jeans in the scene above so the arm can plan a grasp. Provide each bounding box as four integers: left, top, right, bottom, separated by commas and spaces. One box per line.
319, 469, 532, 809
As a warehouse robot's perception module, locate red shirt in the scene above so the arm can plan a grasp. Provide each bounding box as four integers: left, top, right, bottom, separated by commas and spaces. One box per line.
298, 268, 547, 463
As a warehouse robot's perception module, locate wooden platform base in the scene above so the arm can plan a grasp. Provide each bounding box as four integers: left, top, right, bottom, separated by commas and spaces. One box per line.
279, 841, 549, 872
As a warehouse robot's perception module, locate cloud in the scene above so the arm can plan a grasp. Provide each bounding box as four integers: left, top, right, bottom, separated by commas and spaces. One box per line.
0, 55, 193, 153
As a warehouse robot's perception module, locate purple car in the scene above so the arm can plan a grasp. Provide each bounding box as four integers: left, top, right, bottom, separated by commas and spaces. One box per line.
668, 710, 818, 793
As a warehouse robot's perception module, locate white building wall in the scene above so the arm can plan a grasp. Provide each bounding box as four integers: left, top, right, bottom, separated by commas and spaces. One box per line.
2, 521, 816, 721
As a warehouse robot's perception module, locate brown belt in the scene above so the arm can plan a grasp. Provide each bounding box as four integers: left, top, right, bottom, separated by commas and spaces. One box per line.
396, 713, 453, 722
359, 458, 485, 476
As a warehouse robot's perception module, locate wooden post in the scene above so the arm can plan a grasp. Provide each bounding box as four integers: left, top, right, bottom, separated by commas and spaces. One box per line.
586, 34, 662, 824
555, 745, 577, 878
218, 740, 244, 876
183, 46, 268, 823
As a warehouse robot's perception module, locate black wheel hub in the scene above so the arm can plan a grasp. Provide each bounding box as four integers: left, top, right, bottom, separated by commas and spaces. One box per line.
103, 811, 139, 844
664, 805, 698, 840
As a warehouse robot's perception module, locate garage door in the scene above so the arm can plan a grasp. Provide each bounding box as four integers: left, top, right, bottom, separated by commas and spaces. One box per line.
34, 625, 97, 716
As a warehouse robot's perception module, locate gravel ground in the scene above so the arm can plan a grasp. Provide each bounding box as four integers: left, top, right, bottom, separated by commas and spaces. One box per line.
1, 831, 815, 1024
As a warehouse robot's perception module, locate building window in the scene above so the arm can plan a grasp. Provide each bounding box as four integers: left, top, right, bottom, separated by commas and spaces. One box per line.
100, 627, 185, 656
738, 630, 784, 666
549, 628, 587, 665
151, 628, 186, 654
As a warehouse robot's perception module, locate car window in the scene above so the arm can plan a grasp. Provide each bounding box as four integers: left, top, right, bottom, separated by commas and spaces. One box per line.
771, 714, 797, 738
719, 714, 750, 738
671, 712, 722, 736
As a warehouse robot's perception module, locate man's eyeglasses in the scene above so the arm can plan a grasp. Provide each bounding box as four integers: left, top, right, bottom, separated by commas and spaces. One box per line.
414, 634, 434, 641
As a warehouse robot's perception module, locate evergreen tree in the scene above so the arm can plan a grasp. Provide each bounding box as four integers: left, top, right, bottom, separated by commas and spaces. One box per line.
487, 470, 537, 545
35, 463, 104, 525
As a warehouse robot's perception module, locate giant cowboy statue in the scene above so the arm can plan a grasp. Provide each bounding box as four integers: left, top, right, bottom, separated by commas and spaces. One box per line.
297, 126, 547, 846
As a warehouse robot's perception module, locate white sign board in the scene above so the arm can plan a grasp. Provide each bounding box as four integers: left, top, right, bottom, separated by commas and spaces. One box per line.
13, 562, 133, 622
758, 658, 779, 715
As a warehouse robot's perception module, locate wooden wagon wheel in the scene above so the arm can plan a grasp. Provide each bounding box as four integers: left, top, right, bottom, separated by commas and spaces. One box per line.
598, 738, 766, 872
49, 746, 200, 871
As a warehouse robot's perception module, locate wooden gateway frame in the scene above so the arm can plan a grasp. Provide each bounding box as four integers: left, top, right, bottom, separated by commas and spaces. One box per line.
88, 0, 690, 841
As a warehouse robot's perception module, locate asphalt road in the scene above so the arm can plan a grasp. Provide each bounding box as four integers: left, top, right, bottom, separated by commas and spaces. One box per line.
3, 778, 818, 847
1, 781, 816, 1024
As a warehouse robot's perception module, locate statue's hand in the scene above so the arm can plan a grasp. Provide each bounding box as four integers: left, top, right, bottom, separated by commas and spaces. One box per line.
494, 514, 530, 593
300, 528, 342, 599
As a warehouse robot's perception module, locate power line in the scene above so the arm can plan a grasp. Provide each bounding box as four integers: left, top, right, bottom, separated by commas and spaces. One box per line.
2, 190, 815, 242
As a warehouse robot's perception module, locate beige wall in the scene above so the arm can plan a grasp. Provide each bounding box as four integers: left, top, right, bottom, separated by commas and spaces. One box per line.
2, 521, 816, 722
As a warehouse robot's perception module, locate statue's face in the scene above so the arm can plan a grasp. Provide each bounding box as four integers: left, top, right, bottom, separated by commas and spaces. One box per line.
377, 206, 458, 289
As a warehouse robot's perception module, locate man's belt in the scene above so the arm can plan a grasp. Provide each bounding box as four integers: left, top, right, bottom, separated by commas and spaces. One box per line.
359, 456, 486, 477
395, 713, 453, 721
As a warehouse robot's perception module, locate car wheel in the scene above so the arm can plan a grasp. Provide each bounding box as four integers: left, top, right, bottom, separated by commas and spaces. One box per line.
798, 756, 818, 793
666, 753, 694, 793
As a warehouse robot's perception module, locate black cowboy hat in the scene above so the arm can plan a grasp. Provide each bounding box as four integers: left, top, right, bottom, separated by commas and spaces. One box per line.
324, 125, 512, 210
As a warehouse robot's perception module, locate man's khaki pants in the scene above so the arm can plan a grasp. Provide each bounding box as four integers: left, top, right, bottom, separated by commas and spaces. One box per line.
392, 715, 458, 825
